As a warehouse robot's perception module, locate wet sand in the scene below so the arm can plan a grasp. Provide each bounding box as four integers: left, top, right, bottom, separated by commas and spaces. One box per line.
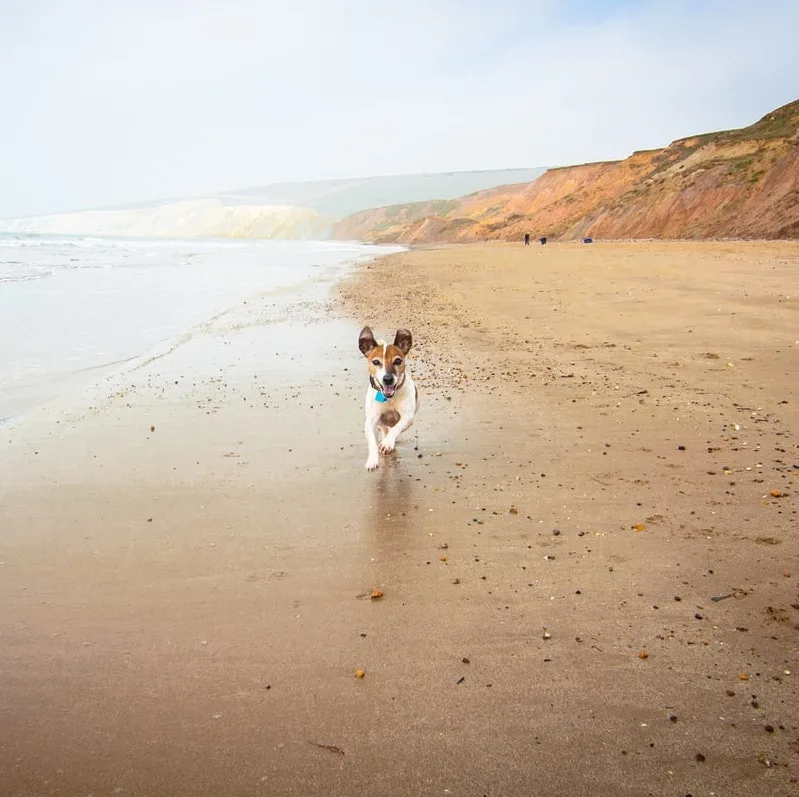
1, 241, 798, 796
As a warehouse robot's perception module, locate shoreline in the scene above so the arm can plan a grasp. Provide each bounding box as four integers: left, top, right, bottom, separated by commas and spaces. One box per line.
2, 240, 798, 796
0, 237, 402, 430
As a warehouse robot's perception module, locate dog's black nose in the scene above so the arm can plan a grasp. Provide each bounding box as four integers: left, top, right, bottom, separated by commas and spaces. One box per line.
383, 373, 395, 385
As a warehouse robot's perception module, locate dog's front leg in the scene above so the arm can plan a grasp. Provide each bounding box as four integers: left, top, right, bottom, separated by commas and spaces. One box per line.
378, 412, 414, 454
364, 418, 380, 471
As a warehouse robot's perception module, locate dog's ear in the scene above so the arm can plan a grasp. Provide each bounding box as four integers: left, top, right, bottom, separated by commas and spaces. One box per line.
393, 328, 412, 355
359, 326, 377, 356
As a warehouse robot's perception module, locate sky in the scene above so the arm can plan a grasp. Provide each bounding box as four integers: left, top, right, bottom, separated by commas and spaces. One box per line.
1, 0, 797, 218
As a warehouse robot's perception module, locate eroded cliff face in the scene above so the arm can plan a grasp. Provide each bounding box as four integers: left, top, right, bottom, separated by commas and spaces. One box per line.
332, 199, 457, 240
333, 100, 799, 243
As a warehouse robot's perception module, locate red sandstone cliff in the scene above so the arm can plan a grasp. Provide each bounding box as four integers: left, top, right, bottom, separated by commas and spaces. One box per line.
333, 100, 799, 242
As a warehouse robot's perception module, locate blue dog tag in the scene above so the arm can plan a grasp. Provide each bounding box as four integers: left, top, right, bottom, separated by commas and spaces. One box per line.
375, 391, 388, 402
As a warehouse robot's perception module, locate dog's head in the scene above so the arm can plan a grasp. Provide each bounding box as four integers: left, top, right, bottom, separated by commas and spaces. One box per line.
358, 326, 412, 399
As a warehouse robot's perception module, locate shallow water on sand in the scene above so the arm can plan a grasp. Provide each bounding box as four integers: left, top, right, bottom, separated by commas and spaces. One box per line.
0, 233, 395, 422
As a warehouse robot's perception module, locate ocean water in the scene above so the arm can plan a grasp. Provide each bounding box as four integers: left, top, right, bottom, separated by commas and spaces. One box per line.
0, 233, 392, 422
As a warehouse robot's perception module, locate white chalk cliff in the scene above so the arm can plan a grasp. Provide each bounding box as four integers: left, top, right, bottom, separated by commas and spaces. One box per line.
1, 168, 548, 240
2, 199, 328, 240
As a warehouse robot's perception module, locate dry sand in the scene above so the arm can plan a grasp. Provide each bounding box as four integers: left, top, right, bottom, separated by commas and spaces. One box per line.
1, 241, 797, 796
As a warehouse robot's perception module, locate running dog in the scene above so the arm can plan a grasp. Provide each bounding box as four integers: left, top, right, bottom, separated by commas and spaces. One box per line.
358, 326, 418, 471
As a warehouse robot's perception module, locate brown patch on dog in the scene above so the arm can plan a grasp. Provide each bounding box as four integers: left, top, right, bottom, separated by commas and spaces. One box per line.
382, 344, 407, 379
379, 410, 401, 427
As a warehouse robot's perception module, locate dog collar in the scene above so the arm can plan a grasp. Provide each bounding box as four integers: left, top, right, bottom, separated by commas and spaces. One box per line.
371, 376, 388, 401
370, 375, 393, 402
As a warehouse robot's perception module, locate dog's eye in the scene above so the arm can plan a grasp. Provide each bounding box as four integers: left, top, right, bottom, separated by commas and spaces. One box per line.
371, 359, 381, 366
393, 358, 402, 366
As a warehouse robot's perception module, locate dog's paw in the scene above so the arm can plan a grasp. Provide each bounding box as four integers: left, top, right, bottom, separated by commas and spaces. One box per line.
379, 438, 395, 455
365, 455, 380, 471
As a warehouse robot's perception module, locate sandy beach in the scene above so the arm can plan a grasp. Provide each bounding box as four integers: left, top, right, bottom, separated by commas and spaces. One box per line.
1, 241, 798, 796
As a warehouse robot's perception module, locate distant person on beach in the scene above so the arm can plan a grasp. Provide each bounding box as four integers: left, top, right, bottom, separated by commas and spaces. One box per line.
524, 233, 530, 246
540, 236, 547, 245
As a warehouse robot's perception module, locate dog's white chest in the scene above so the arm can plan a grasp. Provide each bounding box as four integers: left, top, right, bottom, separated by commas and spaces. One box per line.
365, 374, 416, 425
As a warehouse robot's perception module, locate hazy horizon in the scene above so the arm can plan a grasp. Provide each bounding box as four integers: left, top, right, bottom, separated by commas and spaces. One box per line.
2, 165, 549, 220
2, 0, 798, 218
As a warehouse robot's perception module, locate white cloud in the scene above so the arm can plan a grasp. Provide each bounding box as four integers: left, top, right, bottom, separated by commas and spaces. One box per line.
0, 0, 796, 217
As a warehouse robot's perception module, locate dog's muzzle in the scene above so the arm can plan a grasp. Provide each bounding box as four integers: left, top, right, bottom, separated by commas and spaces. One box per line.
382, 374, 396, 397
372, 374, 403, 399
